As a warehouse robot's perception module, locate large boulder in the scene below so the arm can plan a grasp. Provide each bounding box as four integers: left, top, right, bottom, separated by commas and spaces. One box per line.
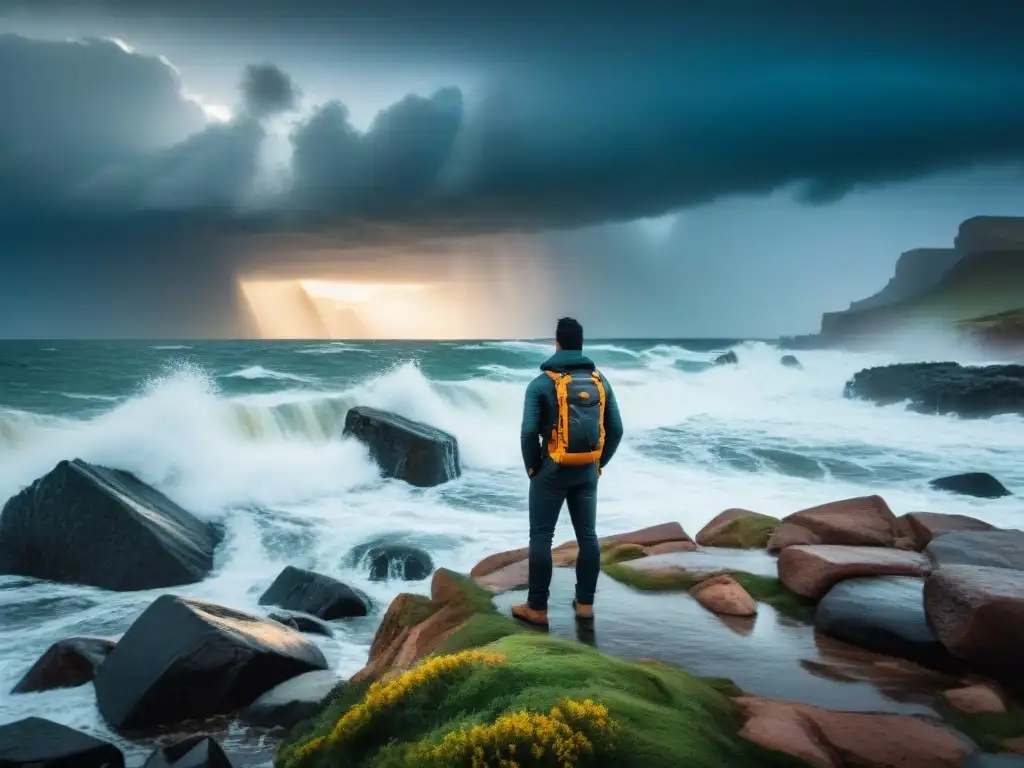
142, 737, 235, 768
713, 350, 738, 365
346, 537, 434, 582
342, 406, 460, 487
815, 577, 953, 668
925, 530, 1024, 571
0, 459, 222, 591
923, 564, 1024, 682
782, 495, 897, 547
0, 717, 124, 767
778, 545, 928, 598
695, 509, 779, 549
843, 362, 1024, 419
258, 565, 370, 619
94, 594, 328, 731
240, 670, 339, 729
898, 512, 997, 550
11, 636, 115, 694
930, 472, 1011, 499
766, 522, 821, 552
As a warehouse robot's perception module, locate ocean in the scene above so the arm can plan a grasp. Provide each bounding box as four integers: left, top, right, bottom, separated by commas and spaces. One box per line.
0, 338, 1021, 759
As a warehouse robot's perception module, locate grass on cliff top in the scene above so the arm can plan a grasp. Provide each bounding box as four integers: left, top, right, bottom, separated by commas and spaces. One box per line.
602, 563, 817, 623
277, 632, 811, 768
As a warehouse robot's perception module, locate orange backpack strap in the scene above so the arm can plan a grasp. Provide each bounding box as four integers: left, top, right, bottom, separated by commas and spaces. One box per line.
544, 370, 569, 462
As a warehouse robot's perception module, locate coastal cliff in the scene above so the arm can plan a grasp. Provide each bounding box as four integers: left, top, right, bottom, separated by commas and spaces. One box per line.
817, 216, 1024, 352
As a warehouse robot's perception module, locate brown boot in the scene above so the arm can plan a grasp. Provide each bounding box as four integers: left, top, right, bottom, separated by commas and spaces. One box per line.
511, 603, 549, 626
573, 599, 594, 621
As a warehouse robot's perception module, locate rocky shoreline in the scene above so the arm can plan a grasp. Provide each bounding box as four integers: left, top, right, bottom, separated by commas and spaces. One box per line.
1, 409, 1023, 766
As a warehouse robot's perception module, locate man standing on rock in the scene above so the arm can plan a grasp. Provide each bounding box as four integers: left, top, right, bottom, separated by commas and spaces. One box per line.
512, 317, 624, 626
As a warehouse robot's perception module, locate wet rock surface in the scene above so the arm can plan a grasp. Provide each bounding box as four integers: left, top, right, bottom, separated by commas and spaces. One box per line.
930, 472, 1012, 499
695, 509, 779, 548
780, 354, 803, 369
258, 565, 370, 619
926, 530, 1024, 571
783, 495, 897, 547
11, 635, 116, 694
0, 458, 222, 591
494, 568, 954, 715
924, 564, 1024, 683
778, 545, 928, 599
240, 670, 340, 729
815, 577, 955, 669
266, 609, 334, 637
843, 361, 1024, 418
94, 594, 328, 732
623, 547, 780, 578
0, 716, 125, 767
346, 537, 434, 582
714, 350, 738, 365
900, 512, 997, 550
342, 405, 461, 487
141, 736, 236, 768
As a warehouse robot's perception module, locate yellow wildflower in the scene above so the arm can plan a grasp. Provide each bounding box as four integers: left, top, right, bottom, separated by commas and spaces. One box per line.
284, 649, 506, 765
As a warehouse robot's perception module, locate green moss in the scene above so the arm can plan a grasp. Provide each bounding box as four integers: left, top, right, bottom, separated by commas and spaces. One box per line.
399, 595, 442, 628
279, 632, 813, 768
729, 573, 817, 623
602, 564, 816, 623
436, 569, 499, 615
711, 514, 780, 549
600, 542, 649, 566
431, 612, 525, 656
936, 701, 1024, 752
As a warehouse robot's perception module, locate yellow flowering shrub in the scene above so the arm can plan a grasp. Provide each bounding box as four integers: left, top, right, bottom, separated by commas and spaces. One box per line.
409, 698, 619, 767
281, 649, 507, 767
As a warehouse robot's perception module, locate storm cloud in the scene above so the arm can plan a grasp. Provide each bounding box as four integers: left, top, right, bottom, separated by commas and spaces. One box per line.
2, 1, 1024, 238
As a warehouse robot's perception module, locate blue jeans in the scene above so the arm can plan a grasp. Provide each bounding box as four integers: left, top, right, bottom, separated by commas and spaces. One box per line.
527, 463, 600, 611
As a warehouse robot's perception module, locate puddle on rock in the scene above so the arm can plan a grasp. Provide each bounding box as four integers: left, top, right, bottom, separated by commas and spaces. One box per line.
493, 568, 958, 715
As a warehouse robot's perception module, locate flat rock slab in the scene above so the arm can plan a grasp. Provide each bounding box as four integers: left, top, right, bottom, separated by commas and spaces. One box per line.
924, 564, 1024, 682
779, 545, 928, 599
94, 594, 328, 732
815, 577, 954, 669
735, 696, 972, 768
493, 568, 953, 716
343, 405, 460, 487
0, 458, 222, 591
926, 530, 1024, 571
783, 495, 897, 547
622, 547, 779, 578
900, 512, 997, 550
0, 716, 125, 767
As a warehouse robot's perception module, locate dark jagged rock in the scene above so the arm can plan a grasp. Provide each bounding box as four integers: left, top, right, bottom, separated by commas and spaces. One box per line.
843, 362, 1024, 419
0, 716, 124, 767
347, 537, 434, 582
926, 530, 1024, 571
930, 472, 1011, 499
240, 670, 339, 729
267, 609, 334, 637
779, 354, 803, 369
11, 636, 115, 694
93, 594, 328, 732
713, 350, 738, 365
342, 406, 460, 487
142, 736, 236, 768
258, 565, 370, 619
0, 459, 222, 591
815, 577, 955, 669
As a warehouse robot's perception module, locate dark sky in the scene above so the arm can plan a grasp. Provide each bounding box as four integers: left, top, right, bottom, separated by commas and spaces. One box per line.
1, 0, 1023, 338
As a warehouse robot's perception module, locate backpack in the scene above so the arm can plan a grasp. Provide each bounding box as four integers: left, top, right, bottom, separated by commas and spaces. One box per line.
544, 370, 607, 466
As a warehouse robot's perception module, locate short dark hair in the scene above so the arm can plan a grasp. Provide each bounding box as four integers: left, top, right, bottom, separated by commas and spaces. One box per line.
556, 317, 584, 350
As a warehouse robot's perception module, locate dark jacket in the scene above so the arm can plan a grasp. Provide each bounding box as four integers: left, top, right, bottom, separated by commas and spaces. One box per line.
520, 349, 624, 476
